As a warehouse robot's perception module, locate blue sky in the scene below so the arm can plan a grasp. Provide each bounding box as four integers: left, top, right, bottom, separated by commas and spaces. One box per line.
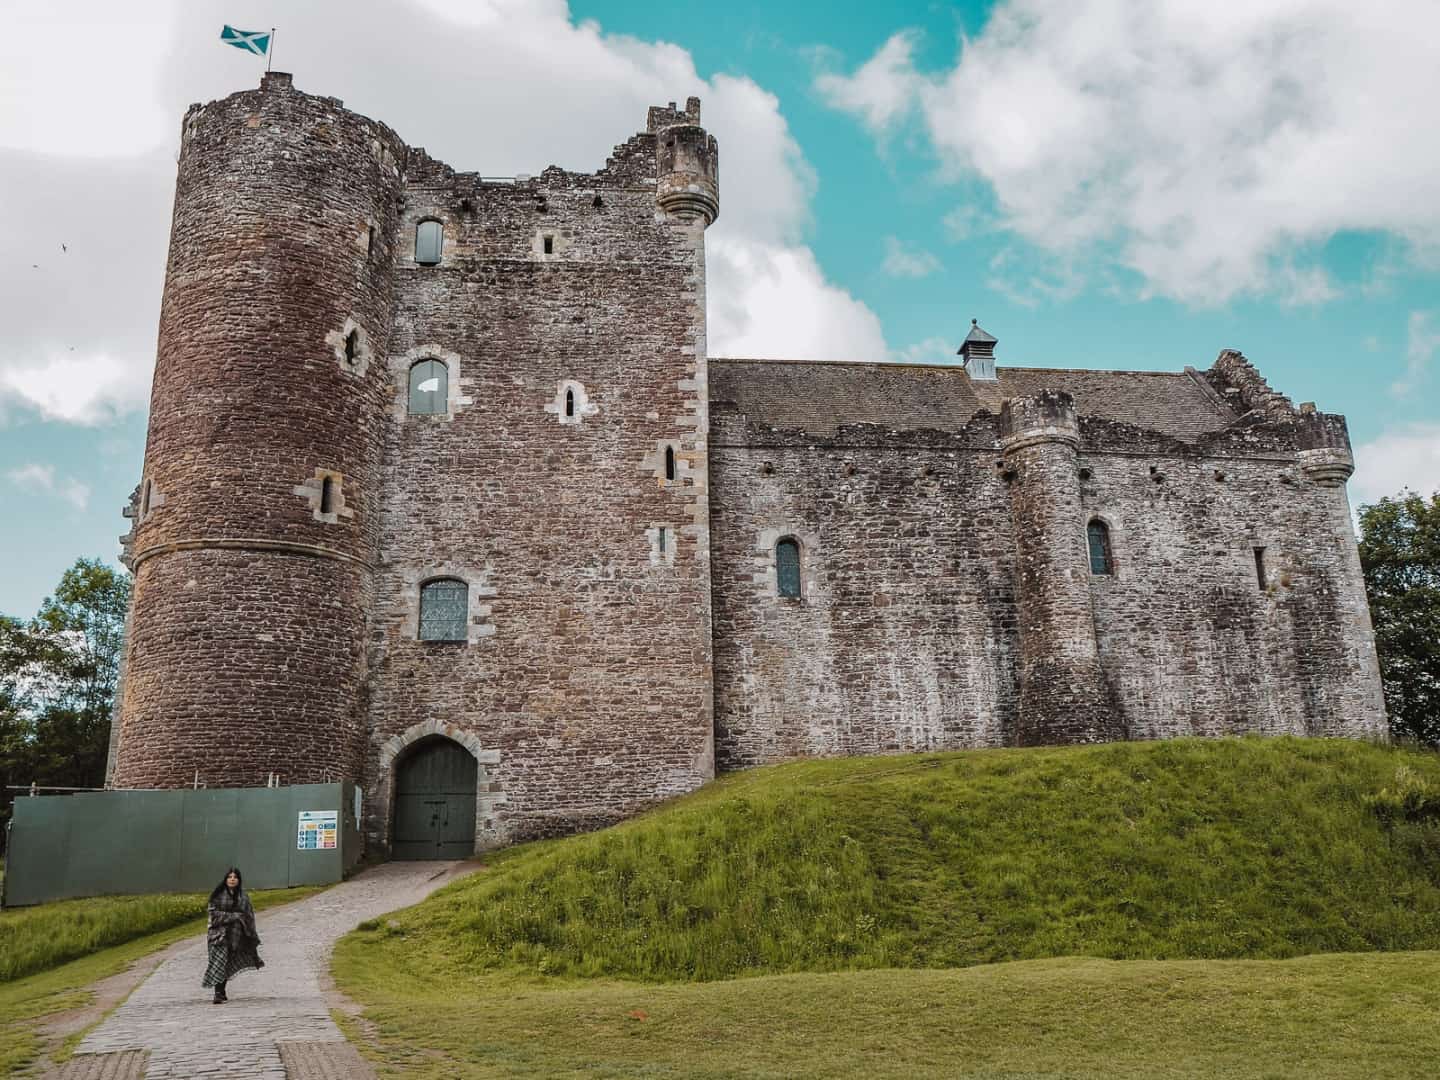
1, 0, 1437, 618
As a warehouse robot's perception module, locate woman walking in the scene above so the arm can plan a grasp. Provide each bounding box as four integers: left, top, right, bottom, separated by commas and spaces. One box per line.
202, 867, 263, 1004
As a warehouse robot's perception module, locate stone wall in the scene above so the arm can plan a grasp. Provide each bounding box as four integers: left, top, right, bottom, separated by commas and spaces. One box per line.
709, 409, 1019, 766
708, 380, 1387, 768
362, 116, 717, 848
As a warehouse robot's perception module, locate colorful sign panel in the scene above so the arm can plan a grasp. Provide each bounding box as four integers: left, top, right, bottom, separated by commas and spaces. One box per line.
297, 809, 338, 851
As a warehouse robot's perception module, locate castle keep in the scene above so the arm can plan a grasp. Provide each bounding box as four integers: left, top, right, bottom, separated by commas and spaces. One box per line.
108, 74, 1386, 856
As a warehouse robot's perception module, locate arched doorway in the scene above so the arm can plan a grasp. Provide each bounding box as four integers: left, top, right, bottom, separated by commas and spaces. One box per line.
392, 736, 477, 860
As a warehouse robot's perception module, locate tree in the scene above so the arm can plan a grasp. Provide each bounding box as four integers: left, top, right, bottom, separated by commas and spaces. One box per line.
0, 559, 131, 852
0, 615, 38, 851
1358, 490, 1440, 747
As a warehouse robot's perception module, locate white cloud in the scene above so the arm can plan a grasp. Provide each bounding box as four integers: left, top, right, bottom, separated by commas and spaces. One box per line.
814, 31, 921, 135
1352, 423, 1440, 506
708, 236, 887, 362
0, 350, 151, 426
881, 236, 942, 279
1395, 311, 1440, 397
0, 2, 179, 157
891, 336, 956, 365
0, 0, 883, 428
942, 205, 984, 242
5, 463, 90, 511
985, 247, 1085, 310
818, 3, 1440, 306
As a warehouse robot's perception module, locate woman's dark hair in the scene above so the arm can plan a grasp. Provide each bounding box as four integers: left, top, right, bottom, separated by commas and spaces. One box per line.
209, 867, 243, 902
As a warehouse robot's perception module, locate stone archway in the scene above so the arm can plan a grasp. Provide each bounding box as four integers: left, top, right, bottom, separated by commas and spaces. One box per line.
391, 736, 476, 859
378, 721, 505, 855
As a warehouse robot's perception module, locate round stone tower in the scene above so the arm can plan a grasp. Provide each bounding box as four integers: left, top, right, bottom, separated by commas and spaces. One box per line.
110, 73, 406, 788
999, 390, 1122, 746
652, 96, 719, 226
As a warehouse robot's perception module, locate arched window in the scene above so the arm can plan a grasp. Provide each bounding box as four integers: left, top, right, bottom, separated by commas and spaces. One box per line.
419, 578, 468, 641
664, 446, 676, 482
776, 537, 802, 598
565, 388, 575, 418
415, 220, 443, 266
1087, 519, 1114, 576
408, 358, 448, 415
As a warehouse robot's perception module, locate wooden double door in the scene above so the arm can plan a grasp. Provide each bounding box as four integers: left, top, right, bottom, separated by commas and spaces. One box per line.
392, 737, 477, 860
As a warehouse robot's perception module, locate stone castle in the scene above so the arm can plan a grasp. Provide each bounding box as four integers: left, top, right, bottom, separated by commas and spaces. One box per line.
107, 74, 1386, 856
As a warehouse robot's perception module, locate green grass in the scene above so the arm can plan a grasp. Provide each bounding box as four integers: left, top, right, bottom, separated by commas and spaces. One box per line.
0, 884, 325, 983
0, 884, 323, 1076
339, 737, 1440, 985
332, 951, 1440, 1078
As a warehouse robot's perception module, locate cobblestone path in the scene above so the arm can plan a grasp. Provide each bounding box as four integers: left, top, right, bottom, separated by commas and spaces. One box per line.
64, 862, 471, 1079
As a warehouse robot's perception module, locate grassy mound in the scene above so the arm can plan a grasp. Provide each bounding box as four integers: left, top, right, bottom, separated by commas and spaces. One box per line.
345, 738, 1440, 983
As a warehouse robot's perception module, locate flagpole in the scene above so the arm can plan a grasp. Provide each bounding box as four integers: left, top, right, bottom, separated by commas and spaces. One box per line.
267, 28, 276, 72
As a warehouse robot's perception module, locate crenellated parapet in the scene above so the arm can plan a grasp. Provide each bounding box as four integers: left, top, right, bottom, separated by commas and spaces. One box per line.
1295, 409, 1355, 487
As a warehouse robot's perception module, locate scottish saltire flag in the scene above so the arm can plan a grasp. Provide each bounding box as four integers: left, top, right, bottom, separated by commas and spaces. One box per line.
220, 26, 270, 56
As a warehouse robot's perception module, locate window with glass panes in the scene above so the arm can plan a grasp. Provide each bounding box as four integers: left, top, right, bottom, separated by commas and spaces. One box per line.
776, 538, 801, 598
419, 579, 468, 641
1087, 520, 1113, 575
408, 359, 448, 415
415, 220, 443, 265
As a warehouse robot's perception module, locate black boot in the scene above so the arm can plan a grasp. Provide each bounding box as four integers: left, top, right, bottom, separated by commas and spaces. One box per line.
212, 981, 227, 1004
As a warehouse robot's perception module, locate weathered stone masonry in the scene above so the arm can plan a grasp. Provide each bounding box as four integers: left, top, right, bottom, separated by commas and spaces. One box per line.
110, 74, 1386, 854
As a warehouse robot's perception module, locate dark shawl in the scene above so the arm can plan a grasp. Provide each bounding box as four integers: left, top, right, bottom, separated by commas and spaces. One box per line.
203, 887, 263, 986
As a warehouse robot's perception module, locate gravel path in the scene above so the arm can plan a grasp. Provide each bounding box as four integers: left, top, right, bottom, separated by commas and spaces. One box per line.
61, 861, 472, 1079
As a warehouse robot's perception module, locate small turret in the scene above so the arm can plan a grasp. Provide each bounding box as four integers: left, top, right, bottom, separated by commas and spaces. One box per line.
999, 389, 1122, 746
653, 97, 719, 226
959, 319, 997, 381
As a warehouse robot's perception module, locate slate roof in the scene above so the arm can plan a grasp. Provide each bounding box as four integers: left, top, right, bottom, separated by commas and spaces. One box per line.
708, 359, 1238, 442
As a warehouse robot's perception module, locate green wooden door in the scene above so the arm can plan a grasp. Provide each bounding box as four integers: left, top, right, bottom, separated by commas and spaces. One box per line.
392, 738, 477, 860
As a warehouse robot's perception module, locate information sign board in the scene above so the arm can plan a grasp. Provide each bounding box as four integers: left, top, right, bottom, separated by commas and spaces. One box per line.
297, 809, 338, 851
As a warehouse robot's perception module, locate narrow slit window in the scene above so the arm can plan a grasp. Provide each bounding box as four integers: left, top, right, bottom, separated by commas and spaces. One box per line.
565, 388, 575, 417
664, 446, 676, 481
776, 538, 801, 598
320, 476, 336, 516
408, 358, 448, 415
419, 578, 468, 641
542, 235, 554, 255
415, 220, 443, 265
658, 527, 668, 554
1254, 547, 1267, 590
141, 479, 152, 517
344, 329, 359, 366
1087, 520, 1113, 576
366, 226, 375, 257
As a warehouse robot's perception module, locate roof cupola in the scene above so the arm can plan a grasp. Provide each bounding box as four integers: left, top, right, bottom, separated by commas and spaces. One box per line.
958, 319, 998, 381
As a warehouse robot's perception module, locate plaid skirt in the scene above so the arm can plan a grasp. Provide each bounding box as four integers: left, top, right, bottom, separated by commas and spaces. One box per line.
201, 939, 264, 988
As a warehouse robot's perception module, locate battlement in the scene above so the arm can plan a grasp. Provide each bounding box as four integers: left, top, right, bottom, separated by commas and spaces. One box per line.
999, 389, 1081, 451
648, 97, 702, 132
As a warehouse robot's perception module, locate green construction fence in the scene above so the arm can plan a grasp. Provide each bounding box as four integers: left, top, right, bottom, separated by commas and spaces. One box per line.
1, 782, 362, 907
